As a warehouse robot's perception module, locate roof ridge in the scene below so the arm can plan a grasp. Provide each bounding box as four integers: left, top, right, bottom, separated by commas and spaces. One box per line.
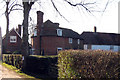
2, 28, 22, 40
82, 31, 120, 35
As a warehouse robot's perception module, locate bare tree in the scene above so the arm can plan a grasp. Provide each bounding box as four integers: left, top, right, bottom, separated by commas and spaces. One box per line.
1, 0, 113, 71
3, 0, 22, 53
21, 0, 113, 71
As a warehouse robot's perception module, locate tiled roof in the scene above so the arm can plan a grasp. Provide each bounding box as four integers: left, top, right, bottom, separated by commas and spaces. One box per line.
40, 20, 83, 39
2, 28, 22, 40
81, 32, 120, 45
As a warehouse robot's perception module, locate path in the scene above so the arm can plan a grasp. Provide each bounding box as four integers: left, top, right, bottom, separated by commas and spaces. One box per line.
0, 64, 23, 79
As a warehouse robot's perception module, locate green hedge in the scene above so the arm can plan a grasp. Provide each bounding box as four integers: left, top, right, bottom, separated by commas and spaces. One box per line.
2, 54, 23, 69
58, 50, 120, 78
2, 54, 58, 78
26, 55, 58, 78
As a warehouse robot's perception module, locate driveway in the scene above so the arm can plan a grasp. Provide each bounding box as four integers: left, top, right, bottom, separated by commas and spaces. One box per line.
0, 64, 22, 79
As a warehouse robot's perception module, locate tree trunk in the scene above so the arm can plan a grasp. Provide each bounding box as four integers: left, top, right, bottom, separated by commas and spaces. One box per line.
21, 2, 34, 71
5, 2, 9, 53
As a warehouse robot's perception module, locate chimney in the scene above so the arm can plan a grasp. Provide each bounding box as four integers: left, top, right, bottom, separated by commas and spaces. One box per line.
37, 11, 44, 28
94, 26, 97, 33
18, 24, 21, 36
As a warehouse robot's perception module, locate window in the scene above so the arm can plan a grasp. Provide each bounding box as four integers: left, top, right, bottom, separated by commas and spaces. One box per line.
84, 45, 88, 50
34, 29, 37, 36
10, 36, 17, 43
69, 38, 72, 44
110, 45, 114, 50
57, 47, 62, 52
57, 29, 62, 36
78, 39, 80, 44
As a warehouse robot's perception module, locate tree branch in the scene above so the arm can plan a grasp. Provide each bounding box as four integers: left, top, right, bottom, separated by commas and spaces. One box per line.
30, 2, 34, 7
8, 0, 17, 9
103, 0, 110, 13
51, 0, 69, 22
8, 3, 23, 14
64, 0, 96, 13
9, 8, 23, 14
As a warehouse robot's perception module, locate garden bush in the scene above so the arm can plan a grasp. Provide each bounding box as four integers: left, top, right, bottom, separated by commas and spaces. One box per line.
58, 50, 120, 78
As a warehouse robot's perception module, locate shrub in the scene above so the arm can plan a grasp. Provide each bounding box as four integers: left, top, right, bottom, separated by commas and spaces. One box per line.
58, 50, 120, 78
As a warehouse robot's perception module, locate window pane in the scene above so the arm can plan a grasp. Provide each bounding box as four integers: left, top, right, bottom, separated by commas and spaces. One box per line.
57, 29, 62, 36
34, 29, 37, 36
78, 39, 80, 44
69, 38, 72, 43
10, 36, 17, 43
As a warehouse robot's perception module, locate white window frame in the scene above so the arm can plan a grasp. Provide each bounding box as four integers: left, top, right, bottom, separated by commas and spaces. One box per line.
78, 39, 80, 44
57, 47, 62, 52
57, 29, 62, 36
69, 38, 72, 44
84, 45, 88, 50
10, 36, 17, 43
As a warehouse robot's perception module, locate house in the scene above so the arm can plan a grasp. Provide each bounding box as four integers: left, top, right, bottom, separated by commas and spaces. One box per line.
2, 25, 22, 54
0, 27, 2, 54
31, 11, 84, 55
81, 27, 120, 52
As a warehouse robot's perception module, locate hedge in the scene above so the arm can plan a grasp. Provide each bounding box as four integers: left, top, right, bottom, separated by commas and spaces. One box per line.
2, 54, 58, 78
26, 55, 58, 78
58, 50, 120, 78
2, 54, 23, 69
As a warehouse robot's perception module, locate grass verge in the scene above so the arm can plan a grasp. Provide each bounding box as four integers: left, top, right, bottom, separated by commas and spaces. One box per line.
2, 62, 42, 80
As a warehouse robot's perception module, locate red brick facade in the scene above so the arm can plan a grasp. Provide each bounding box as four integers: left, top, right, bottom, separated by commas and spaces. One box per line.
2, 26, 22, 53
40, 36, 83, 55
31, 11, 84, 55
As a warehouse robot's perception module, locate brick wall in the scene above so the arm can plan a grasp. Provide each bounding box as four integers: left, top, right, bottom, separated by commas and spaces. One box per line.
2, 29, 22, 53
31, 11, 84, 55
41, 36, 83, 55
31, 36, 40, 55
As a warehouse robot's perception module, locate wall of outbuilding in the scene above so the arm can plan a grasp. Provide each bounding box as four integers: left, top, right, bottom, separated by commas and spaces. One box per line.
84, 44, 120, 52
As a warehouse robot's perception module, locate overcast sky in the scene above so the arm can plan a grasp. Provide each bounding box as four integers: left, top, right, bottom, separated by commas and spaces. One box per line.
0, 0, 119, 36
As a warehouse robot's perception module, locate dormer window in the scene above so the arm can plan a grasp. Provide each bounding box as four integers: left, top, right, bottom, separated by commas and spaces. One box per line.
34, 28, 37, 36
57, 29, 62, 36
69, 38, 72, 44
10, 36, 17, 43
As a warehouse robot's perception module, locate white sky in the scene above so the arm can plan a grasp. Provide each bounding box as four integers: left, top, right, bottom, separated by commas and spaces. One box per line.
0, 0, 119, 36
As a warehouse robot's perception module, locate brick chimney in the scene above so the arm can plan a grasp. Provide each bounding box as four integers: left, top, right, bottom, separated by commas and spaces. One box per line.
32, 11, 44, 55
37, 11, 44, 28
94, 26, 97, 33
18, 24, 21, 36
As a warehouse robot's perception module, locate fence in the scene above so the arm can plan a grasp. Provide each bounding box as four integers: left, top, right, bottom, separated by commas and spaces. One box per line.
2, 54, 23, 69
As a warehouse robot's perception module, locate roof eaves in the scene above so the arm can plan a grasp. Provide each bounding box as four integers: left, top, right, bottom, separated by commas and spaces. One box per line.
13, 28, 22, 39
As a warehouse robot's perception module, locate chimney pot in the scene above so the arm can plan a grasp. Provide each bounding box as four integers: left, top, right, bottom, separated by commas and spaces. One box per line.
94, 26, 97, 33
18, 24, 21, 36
